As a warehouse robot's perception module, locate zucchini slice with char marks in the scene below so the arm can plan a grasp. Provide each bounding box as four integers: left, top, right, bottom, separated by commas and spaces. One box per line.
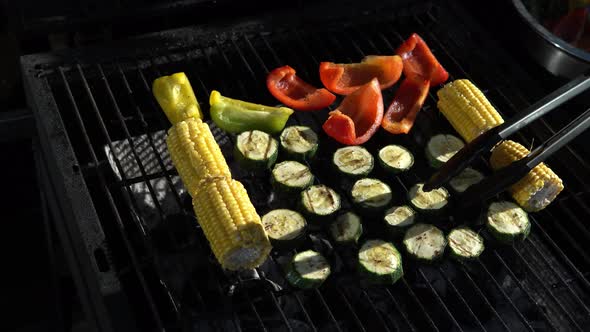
384, 205, 417, 237
425, 134, 464, 169
486, 201, 531, 243
271, 161, 314, 194
234, 130, 279, 170
447, 227, 484, 261
333, 146, 374, 178
358, 239, 403, 284
261, 209, 307, 249
408, 183, 450, 215
378, 144, 414, 174
351, 178, 392, 212
280, 126, 319, 161
449, 167, 484, 194
286, 250, 331, 289
403, 223, 447, 262
300, 185, 341, 224
330, 212, 363, 245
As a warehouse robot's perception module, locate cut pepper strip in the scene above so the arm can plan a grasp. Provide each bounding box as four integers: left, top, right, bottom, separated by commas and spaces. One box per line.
381, 77, 430, 134
152, 72, 202, 124
397, 33, 449, 87
322, 78, 383, 145
266, 65, 336, 111
209, 90, 293, 134
319, 55, 403, 95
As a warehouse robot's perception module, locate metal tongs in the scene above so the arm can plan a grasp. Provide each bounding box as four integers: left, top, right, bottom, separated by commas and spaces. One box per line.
424, 71, 590, 207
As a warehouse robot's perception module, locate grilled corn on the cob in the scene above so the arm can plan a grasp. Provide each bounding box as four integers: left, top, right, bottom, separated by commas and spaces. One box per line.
437, 79, 504, 142
490, 140, 563, 212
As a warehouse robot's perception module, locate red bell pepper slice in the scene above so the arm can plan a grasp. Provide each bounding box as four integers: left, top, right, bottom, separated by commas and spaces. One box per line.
319, 55, 403, 95
266, 65, 336, 111
381, 77, 430, 134
397, 33, 449, 87
322, 78, 383, 145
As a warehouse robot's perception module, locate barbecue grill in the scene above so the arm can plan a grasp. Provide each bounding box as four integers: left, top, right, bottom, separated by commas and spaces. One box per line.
22, 0, 590, 331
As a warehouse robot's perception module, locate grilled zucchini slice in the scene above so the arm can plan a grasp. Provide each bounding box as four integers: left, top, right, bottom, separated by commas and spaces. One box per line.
286, 250, 331, 289
403, 223, 447, 262
449, 167, 484, 194
408, 183, 450, 215
300, 185, 341, 224
333, 146, 374, 178
486, 201, 531, 243
330, 212, 363, 245
447, 227, 485, 261
358, 240, 403, 284
279, 126, 319, 161
351, 178, 393, 213
261, 209, 307, 249
384, 205, 417, 237
234, 130, 279, 170
425, 134, 465, 169
378, 145, 414, 174
271, 161, 314, 195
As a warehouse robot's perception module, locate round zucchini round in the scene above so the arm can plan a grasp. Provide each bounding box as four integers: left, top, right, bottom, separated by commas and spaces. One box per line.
447, 227, 485, 261
358, 239, 403, 284
425, 134, 464, 169
403, 223, 447, 263
300, 185, 341, 224
234, 130, 279, 170
271, 160, 314, 195
384, 205, 417, 238
333, 146, 374, 178
449, 167, 484, 194
330, 212, 363, 245
407, 183, 450, 215
378, 144, 414, 174
351, 178, 393, 213
280, 126, 319, 161
286, 250, 331, 289
261, 209, 307, 249
486, 201, 531, 243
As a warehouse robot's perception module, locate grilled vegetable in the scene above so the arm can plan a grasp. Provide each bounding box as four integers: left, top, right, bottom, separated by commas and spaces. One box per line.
192, 177, 271, 270
437, 79, 504, 142
300, 185, 341, 223
209, 90, 293, 134
319, 55, 403, 95
333, 146, 374, 178
448, 167, 485, 194
271, 161, 314, 195
351, 178, 393, 212
490, 140, 563, 212
408, 183, 450, 215
152, 72, 202, 124
322, 78, 384, 145
486, 201, 531, 243
397, 33, 449, 86
403, 223, 446, 262
280, 126, 319, 161
330, 212, 363, 245
166, 118, 232, 196
447, 227, 484, 261
261, 209, 307, 248
384, 205, 417, 237
425, 134, 465, 169
234, 130, 279, 170
381, 77, 430, 134
267, 65, 336, 111
286, 250, 331, 289
378, 144, 414, 174
358, 239, 403, 284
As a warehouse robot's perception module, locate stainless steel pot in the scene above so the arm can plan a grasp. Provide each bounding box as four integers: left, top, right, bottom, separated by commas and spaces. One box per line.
512, 0, 590, 78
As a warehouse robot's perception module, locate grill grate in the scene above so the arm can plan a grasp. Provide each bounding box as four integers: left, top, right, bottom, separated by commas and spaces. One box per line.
24, 2, 590, 331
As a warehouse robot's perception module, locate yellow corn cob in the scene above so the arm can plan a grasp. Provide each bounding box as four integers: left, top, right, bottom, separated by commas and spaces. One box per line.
193, 177, 271, 270
166, 118, 231, 196
490, 140, 564, 212
437, 79, 504, 142
152, 72, 202, 124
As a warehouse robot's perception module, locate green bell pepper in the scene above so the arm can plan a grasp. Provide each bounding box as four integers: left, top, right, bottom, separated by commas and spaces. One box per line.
209, 90, 293, 134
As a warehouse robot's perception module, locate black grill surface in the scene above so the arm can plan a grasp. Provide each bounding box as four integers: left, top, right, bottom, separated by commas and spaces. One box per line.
23, 1, 590, 331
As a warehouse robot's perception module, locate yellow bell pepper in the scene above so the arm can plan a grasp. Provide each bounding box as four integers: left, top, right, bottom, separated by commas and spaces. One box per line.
152, 72, 202, 124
